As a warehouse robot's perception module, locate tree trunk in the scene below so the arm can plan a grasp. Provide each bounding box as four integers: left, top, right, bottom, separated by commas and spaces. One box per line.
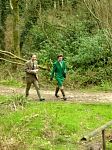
20, 0, 38, 52
39, 1, 42, 15
0, 0, 7, 51
12, 0, 20, 57
65, 0, 68, 6
61, 0, 64, 9
10, 0, 20, 70
54, 1, 57, 9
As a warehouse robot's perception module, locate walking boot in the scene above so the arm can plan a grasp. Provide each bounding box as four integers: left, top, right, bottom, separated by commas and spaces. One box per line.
25, 93, 29, 98
34, 86, 45, 101
55, 87, 60, 98
39, 98, 45, 101
60, 89, 67, 101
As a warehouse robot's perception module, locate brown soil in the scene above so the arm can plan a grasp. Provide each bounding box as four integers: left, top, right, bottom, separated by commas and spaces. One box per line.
0, 85, 112, 103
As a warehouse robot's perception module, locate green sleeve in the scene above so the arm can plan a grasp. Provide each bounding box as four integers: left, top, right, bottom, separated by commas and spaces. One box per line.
50, 63, 56, 78
63, 61, 67, 73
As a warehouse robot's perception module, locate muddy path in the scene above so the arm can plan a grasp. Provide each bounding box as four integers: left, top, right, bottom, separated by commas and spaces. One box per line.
0, 85, 112, 103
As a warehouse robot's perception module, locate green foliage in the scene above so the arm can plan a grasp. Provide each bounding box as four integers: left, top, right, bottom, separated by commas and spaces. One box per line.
0, 79, 23, 87
1, 0, 112, 88
0, 64, 24, 87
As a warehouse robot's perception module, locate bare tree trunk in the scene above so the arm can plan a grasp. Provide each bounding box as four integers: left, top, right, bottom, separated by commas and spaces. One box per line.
61, 0, 64, 9
20, 0, 38, 52
39, 1, 42, 15
54, 1, 57, 9
65, 0, 68, 6
10, 0, 20, 70
54, 0, 59, 9
12, 0, 20, 57
0, 0, 7, 51
57, 0, 59, 9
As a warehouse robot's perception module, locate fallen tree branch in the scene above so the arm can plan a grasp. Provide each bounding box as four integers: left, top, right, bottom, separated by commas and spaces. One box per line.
0, 58, 24, 65
0, 50, 50, 70
0, 52, 25, 62
0, 58, 49, 70
0, 49, 27, 62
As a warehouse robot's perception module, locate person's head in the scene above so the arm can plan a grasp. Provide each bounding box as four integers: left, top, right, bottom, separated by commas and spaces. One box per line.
57, 54, 63, 62
31, 54, 37, 61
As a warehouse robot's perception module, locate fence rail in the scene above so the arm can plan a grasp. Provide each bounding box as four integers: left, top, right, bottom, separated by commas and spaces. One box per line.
81, 120, 112, 150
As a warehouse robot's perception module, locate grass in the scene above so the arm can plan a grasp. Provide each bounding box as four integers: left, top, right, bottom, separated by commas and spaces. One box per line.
84, 80, 112, 92
0, 79, 24, 87
1, 95, 112, 149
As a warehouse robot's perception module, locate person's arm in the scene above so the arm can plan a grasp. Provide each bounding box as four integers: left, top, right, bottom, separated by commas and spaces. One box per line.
50, 63, 56, 80
34, 63, 39, 72
64, 62, 67, 74
25, 62, 37, 74
63, 61, 67, 78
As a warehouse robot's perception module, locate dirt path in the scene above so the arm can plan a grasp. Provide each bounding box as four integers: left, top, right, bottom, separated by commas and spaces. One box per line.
0, 85, 112, 103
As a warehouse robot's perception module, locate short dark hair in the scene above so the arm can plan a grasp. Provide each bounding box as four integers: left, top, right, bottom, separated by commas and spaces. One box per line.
31, 54, 35, 57
57, 54, 63, 58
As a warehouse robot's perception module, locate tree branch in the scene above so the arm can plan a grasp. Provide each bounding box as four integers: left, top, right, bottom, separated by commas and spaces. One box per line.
83, 0, 101, 22
9, 0, 13, 10
0, 58, 24, 65
0, 50, 27, 62
0, 50, 49, 70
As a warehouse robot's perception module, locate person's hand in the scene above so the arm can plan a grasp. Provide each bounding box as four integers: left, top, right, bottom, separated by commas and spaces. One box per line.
63, 73, 66, 78
35, 69, 38, 72
50, 77, 53, 81
32, 70, 37, 74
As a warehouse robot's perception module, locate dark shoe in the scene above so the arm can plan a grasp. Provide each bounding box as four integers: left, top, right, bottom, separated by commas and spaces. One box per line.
39, 98, 45, 101
60, 89, 67, 101
25, 94, 28, 98
63, 97, 67, 101
55, 94, 60, 98
55, 87, 60, 98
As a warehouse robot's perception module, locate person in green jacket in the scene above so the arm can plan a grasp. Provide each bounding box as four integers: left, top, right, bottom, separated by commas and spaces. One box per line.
50, 54, 67, 100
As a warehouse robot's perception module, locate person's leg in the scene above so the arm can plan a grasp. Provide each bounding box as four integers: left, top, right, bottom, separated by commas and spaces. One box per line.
55, 86, 60, 98
33, 80, 45, 101
60, 86, 67, 100
57, 78, 67, 100
25, 82, 32, 97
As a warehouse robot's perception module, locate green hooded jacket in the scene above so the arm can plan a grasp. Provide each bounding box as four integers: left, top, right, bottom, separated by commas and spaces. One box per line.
51, 60, 66, 87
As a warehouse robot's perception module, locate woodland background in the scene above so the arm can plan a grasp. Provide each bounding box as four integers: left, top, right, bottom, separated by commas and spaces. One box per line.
0, 0, 112, 89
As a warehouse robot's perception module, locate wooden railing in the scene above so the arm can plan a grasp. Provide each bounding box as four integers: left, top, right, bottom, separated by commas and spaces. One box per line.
81, 120, 112, 150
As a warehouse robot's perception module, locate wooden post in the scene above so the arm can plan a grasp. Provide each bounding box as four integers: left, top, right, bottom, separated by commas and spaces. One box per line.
102, 130, 106, 150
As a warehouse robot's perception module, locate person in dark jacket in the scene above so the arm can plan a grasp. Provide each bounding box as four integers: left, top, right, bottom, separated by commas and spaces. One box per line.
50, 54, 67, 100
25, 54, 45, 101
